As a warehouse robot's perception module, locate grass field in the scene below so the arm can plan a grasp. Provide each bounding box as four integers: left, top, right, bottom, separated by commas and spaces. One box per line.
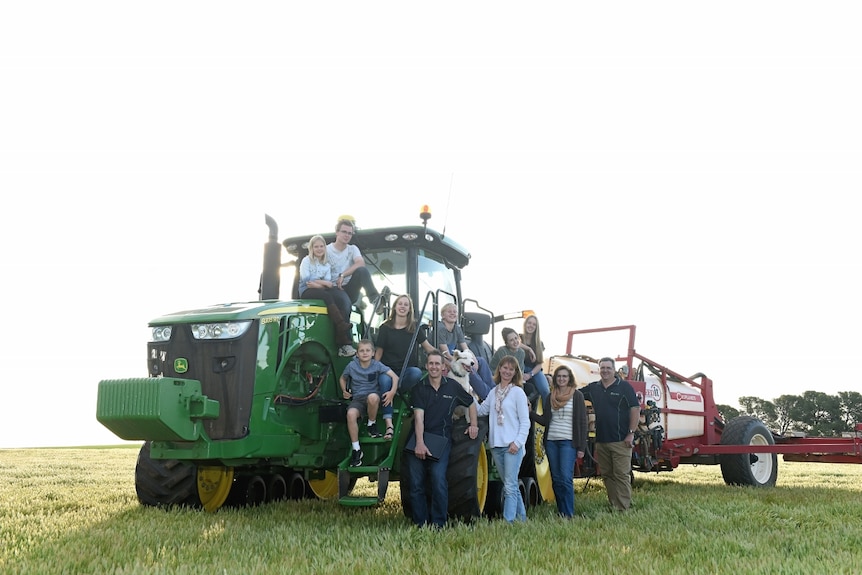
1, 445, 861, 574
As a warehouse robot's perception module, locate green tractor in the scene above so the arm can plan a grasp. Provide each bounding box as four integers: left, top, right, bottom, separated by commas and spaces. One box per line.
96, 211, 551, 518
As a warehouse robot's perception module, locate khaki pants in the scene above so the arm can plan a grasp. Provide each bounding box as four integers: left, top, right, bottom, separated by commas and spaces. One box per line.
595, 441, 633, 511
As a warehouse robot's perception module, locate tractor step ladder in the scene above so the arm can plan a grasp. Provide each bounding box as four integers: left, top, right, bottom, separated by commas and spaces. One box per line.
337, 406, 404, 507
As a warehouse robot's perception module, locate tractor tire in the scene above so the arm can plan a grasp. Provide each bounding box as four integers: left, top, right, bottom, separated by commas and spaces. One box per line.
134, 441, 201, 508
719, 416, 778, 487
447, 417, 489, 522
399, 456, 417, 519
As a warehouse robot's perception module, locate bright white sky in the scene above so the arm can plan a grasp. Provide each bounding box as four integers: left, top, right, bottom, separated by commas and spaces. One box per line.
1, 3, 860, 448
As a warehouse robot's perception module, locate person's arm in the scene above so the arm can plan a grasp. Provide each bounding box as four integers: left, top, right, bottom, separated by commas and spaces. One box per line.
627, 405, 640, 446
412, 409, 431, 459
514, 390, 531, 451
382, 369, 398, 406
575, 391, 588, 457
339, 374, 351, 399
466, 401, 479, 439
519, 342, 537, 363
340, 246, 366, 278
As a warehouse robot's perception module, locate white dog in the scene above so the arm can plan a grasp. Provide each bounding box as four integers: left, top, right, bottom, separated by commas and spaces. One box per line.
447, 349, 479, 422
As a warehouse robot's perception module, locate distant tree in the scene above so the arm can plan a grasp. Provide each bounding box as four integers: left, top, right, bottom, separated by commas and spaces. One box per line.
773, 394, 804, 435
738, 396, 777, 429
838, 391, 862, 430
717, 404, 741, 423
799, 391, 844, 436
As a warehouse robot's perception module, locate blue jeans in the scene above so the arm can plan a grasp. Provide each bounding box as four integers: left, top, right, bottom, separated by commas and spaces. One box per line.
468, 357, 495, 401
342, 266, 380, 304
491, 445, 527, 522
406, 439, 452, 528
524, 361, 550, 406
545, 439, 576, 517
379, 368, 421, 419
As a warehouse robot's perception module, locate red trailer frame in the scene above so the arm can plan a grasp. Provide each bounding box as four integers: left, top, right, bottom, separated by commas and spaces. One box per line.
565, 325, 862, 467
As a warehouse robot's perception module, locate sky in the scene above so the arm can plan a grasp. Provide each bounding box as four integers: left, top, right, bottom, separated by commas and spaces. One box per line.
1, 3, 860, 448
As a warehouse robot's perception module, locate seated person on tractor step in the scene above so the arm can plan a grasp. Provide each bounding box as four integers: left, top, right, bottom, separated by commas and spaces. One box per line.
340, 339, 400, 467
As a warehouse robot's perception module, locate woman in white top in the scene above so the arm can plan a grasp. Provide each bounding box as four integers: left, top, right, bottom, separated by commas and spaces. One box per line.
476, 355, 531, 523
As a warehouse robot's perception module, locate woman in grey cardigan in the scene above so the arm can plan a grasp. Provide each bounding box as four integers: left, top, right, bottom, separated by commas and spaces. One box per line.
531, 365, 588, 518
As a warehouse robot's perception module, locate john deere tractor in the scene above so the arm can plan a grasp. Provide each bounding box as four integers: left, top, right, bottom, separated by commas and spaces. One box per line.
96, 210, 550, 518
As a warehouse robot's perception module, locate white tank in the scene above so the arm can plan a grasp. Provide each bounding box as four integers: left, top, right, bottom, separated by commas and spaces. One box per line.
545, 355, 600, 388
643, 372, 705, 440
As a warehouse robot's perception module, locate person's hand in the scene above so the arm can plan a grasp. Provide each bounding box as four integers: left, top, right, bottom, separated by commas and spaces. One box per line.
528, 349, 536, 362
414, 443, 431, 460
508, 442, 518, 454
382, 390, 395, 406
577, 450, 585, 460
465, 424, 478, 439
341, 388, 351, 399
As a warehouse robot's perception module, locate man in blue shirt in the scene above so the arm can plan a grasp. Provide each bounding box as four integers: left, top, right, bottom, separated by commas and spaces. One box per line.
406, 350, 478, 528
582, 357, 641, 511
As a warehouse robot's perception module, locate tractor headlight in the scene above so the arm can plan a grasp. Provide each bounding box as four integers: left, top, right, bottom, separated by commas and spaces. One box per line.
190, 320, 253, 340
151, 326, 173, 342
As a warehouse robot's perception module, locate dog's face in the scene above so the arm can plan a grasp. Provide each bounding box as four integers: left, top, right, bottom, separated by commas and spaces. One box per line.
449, 349, 477, 377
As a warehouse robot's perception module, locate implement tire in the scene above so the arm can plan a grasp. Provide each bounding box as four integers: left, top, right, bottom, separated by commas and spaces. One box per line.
719, 416, 778, 487
135, 441, 201, 508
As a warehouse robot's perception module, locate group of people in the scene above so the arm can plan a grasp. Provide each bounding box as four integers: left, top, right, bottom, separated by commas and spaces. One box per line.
298, 217, 388, 358
300, 217, 641, 527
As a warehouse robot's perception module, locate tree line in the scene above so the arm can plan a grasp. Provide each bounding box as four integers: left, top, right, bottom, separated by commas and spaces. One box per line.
716, 391, 862, 437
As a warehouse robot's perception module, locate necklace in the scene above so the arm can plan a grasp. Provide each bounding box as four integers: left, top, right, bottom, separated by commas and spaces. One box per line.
494, 384, 512, 426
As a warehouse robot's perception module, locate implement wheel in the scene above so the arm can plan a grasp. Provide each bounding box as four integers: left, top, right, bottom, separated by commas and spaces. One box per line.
719, 416, 778, 487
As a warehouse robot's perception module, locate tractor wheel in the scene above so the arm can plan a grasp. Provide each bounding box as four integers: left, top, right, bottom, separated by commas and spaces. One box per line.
197, 465, 235, 511
485, 481, 504, 518
267, 474, 288, 502
447, 418, 489, 522
522, 476, 540, 507
307, 471, 340, 500
719, 416, 778, 487
134, 441, 201, 508
532, 398, 553, 503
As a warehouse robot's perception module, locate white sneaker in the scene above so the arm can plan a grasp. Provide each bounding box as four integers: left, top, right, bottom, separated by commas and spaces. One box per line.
339, 345, 356, 357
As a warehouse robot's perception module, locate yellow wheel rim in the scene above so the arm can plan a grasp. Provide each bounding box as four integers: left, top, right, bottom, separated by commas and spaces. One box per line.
476, 443, 489, 513
198, 466, 234, 512
534, 398, 554, 503
308, 471, 339, 500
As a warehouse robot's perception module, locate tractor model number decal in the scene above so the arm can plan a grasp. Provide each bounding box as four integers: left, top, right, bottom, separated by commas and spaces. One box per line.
174, 358, 189, 373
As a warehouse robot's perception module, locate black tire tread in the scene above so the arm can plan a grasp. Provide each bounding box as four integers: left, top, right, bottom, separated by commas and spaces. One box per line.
134, 441, 201, 508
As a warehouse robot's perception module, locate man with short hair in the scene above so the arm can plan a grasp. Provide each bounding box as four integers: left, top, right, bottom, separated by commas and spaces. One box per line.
406, 350, 478, 528
327, 218, 388, 315
582, 356, 641, 511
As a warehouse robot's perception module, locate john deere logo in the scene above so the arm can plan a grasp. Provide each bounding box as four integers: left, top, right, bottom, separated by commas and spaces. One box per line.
174, 358, 189, 373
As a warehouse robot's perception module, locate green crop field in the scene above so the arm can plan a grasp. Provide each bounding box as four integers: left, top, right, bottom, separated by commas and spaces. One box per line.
1, 446, 861, 574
